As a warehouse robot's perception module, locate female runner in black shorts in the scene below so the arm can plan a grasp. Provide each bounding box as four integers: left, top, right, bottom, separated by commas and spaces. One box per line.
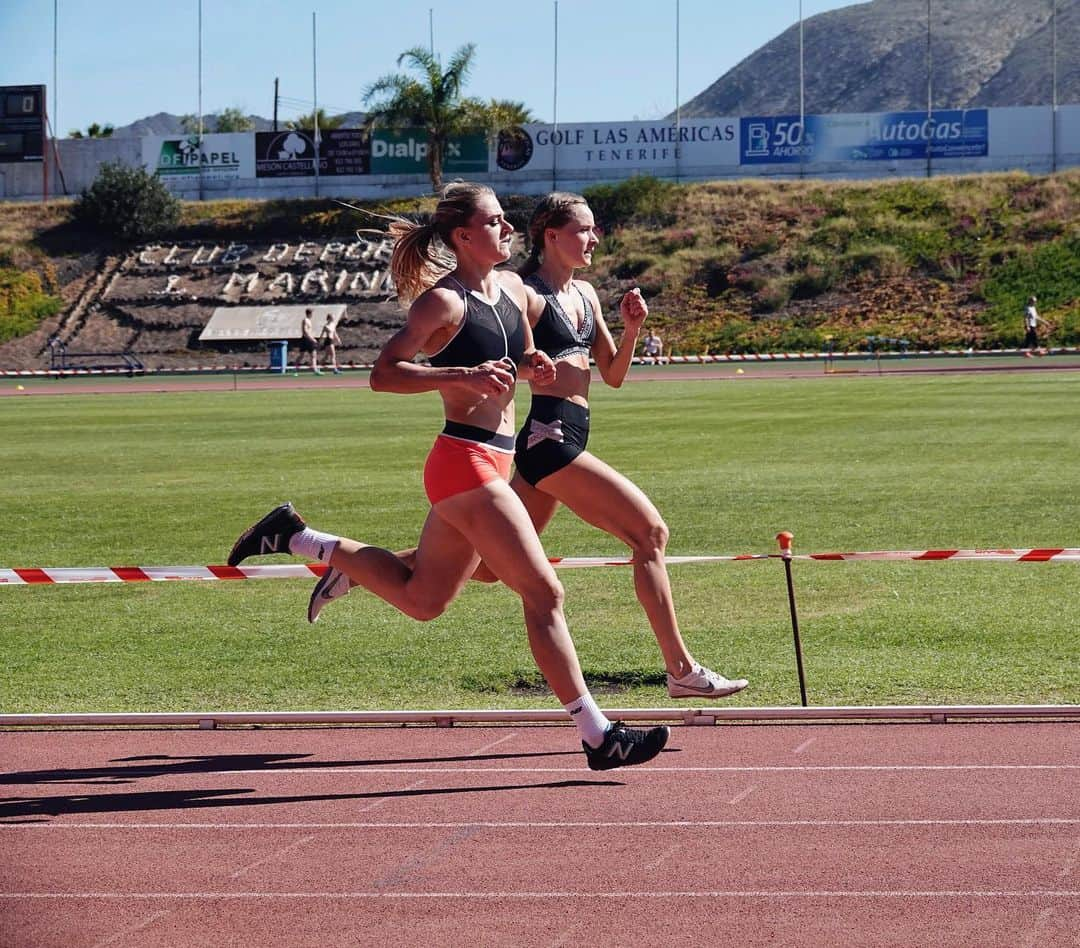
505, 192, 747, 700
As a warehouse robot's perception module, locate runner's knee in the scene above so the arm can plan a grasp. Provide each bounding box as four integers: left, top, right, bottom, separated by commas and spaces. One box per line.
519, 574, 565, 616
630, 517, 670, 564
403, 591, 453, 622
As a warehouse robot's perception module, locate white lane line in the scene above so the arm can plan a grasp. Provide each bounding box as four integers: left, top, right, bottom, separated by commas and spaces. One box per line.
5, 818, 1079, 830
6, 763, 1073, 778
90, 910, 171, 947
548, 921, 582, 947
728, 786, 757, 805
4, 890, 1079, 900
792, 737, 817, 755
1060, 840, 1080, 879
229, 834, 316, 879
642, 843, 682, 871
1021, 838, 1080, 947
468, 733, 518, 756
1021, 908, 1057, 948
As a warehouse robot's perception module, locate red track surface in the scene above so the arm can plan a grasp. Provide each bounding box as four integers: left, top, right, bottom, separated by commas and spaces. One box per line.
2, 722, 1078, 947
4, 355, 1080, 397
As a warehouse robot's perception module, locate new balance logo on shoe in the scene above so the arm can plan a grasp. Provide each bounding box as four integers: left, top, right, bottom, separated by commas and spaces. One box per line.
583, 722, 670, 771
227, 503, 305, 567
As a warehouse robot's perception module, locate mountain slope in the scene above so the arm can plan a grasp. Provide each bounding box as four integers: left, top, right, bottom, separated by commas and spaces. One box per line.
679, 0, 1079, 118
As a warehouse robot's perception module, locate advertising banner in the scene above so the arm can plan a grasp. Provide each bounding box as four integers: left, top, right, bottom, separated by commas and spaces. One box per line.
255, 129, 370, 178
370, 128, 488, 175
740, 109, 989, 164
493, 118, 739, 175
142, 133, 255, 180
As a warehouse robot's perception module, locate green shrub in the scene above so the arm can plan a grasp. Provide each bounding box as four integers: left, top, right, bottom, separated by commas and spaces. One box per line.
74, 161, 181, 240
775, 327, 827, 351
790, 264, 836, 299
840, 242, 908, 279
752, 276, 792, 313
0, 269, 62, 343
583, 176, 677, 231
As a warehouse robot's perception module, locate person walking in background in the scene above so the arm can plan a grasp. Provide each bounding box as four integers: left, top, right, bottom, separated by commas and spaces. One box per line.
299, 308, 321, 374
1023, 296, 1048, 355
229, 183, 670, 771
642, 328, 664, 364
320, 314, 343, 374
313, 191, 748, 701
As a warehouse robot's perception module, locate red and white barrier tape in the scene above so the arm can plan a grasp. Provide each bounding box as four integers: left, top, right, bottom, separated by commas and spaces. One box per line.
802, 548, 1080, 562
1, 549, 1077, 585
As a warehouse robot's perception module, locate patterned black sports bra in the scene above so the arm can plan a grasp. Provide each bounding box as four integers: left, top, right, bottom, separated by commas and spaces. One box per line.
427, 277, 526, 369
525, 274, 596, 362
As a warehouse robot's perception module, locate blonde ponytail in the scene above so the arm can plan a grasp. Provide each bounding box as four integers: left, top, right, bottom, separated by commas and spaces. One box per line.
383, 182, 499, 304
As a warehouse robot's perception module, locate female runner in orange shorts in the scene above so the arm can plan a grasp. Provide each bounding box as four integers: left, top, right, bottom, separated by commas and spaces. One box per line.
228, 183, 669, 770
313, 191, 747, 701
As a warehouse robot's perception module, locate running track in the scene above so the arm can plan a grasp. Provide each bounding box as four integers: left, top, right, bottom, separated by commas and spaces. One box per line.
4, 353, 1080, 397
2, 722, 1078, 947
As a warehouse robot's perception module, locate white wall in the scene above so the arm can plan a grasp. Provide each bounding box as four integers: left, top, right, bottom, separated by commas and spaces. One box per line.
2, 105, 1077, 202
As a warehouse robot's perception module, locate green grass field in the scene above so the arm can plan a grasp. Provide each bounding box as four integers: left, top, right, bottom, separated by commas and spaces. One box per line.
2, 372, 1078, 712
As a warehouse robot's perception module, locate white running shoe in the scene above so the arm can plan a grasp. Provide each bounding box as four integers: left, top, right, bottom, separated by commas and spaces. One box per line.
667, 664, 749, 699
307, 566, 351, 623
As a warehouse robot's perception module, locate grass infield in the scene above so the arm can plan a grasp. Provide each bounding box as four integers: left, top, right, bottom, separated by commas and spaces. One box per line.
2, 372, 1078, 712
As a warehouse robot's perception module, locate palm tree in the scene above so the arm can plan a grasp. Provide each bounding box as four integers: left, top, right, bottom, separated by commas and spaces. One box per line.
364, 44, 533, 191
214, 107, 256, 133
69, 122, 115, 139
180, 108, 256, 134
286, 109, 346, 132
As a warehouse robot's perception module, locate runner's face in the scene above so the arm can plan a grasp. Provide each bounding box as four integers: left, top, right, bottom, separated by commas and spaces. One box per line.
458, 195, 514, 264
547, 204, 599, 269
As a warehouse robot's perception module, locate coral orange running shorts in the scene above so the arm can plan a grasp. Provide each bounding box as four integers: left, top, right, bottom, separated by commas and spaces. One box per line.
423, 434, 513, 505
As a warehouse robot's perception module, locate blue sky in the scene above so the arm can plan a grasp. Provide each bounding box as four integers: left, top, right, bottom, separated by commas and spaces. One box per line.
2, 0, 863, 136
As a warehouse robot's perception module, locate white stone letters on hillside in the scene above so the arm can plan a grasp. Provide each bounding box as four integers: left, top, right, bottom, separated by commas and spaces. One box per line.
130, 239, 396, 301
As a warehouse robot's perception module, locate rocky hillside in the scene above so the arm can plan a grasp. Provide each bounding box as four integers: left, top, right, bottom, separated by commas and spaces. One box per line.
680, 0, 1080, 117
1, 172, 1078, 371
83, 111, 368, 139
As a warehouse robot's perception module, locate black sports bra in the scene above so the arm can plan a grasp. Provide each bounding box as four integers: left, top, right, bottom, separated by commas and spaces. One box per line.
428, 277, 526, 369
526, 274, 596, 362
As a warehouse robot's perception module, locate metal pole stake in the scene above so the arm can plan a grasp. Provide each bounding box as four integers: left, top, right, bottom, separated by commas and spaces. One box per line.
777, 530, 808, 706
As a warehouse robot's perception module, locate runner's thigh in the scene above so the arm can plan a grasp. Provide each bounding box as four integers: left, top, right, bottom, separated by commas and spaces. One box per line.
410, 506, 482, 604
539, 451, 660, 546
435, 480, 560, 596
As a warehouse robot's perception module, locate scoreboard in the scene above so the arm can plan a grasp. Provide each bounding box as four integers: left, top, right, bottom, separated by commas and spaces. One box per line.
0, 85, 46, 163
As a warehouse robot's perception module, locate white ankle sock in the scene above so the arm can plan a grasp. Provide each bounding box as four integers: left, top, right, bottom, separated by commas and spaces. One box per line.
564, 693, 611, 748
288, 527, 339, 563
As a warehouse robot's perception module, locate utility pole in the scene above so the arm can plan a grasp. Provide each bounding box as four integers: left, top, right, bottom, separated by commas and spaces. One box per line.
675, 0, 681, 182
552, 0, 559, 190
1051, 0, 1058, 172
273, 77, 279, 132
799, 0, 805, 179
926, 0, 933, 180
197, 0, 204, 201
312, 12, 320, 198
